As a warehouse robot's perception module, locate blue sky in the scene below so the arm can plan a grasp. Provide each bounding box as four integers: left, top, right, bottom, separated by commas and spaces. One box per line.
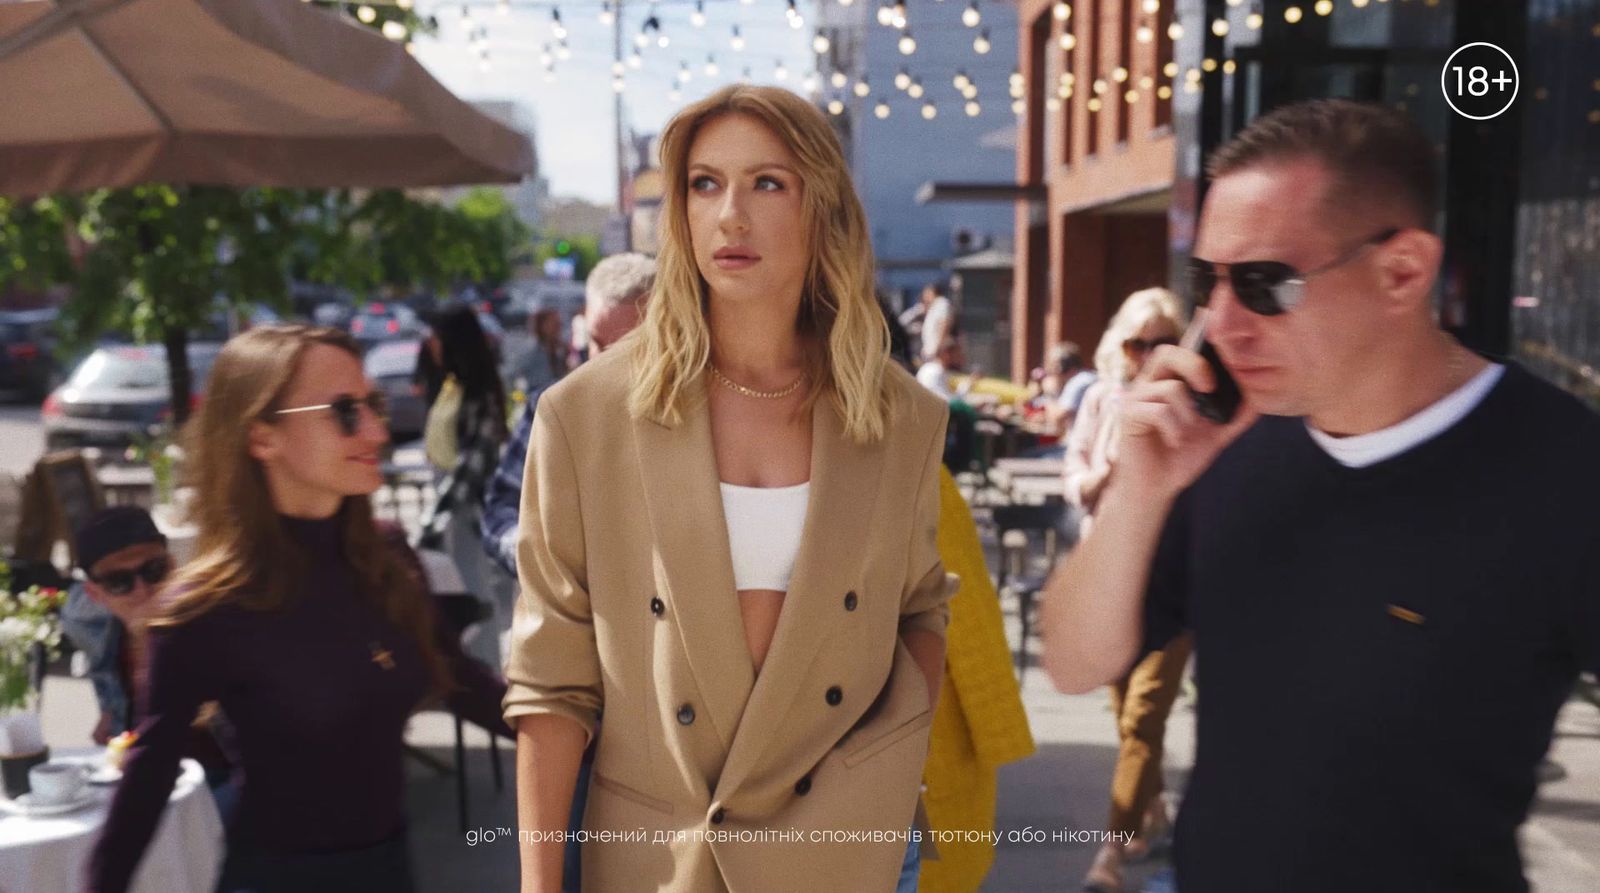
414, 1, 813, 205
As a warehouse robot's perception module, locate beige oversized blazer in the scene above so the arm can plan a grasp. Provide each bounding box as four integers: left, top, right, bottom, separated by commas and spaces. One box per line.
503, 343, 958, 892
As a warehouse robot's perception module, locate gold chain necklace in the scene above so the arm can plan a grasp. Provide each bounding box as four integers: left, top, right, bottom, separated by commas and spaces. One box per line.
709, 365, 807, 399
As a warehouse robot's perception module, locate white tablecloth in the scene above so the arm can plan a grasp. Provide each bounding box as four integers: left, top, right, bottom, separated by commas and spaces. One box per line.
0, 752, 223, 893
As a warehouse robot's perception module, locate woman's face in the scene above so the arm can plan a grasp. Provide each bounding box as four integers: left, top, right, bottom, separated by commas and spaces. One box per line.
250, 343, 389, 515
1122, 316, 1181, 379
536, 312, 561, 341
685, 113, 810, 312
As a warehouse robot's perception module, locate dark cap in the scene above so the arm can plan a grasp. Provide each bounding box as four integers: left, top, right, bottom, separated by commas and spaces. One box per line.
75, 506, 167, 573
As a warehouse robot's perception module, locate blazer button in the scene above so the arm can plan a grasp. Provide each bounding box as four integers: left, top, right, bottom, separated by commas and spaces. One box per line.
843, 591, 858, 612
710, 808, 726, 825
677, 704, 696, 725
825, 686, 843, 706
650, 597, 665, 616
794, 776, 812, 796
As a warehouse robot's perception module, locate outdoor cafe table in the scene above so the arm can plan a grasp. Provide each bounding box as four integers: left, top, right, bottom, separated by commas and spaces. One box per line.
0, 751, 223, 893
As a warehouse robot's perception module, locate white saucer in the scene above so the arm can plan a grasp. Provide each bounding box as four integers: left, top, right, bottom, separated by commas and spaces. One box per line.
86, 765, 123, 785
0, 789, 99, 817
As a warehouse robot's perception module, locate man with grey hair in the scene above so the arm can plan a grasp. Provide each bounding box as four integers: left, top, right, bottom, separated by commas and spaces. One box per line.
481, 251, 655, 575
478, 252, 653, 893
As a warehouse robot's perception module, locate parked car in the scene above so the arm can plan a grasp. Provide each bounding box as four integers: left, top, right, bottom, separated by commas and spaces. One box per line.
42, 343, 222, 451
363, 338, 428, 442
0, 307, 62, 399
349, 302, 425, 351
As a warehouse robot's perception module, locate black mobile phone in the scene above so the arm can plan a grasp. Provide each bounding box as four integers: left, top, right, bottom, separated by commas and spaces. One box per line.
1179, 313, 1242, 424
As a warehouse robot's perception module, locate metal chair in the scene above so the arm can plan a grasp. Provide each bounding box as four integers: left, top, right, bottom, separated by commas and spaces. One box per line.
989, 500, 1074, 681
431, 591, 506, 833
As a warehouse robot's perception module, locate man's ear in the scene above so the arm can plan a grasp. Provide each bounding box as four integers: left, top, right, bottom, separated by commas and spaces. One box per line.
247, 420, 280, 463
1376, 229, 1443, 317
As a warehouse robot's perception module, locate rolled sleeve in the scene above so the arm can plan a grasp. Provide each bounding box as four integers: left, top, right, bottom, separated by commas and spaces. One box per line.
899, 408, 958, 641
502, 400, 603, 745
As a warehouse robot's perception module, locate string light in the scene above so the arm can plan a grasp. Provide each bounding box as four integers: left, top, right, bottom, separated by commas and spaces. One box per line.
963, 1, 981, 28
955, 70, 971, 90
613, 76, 626, 93
691, 0, 706, 28
356, 5, 376, 25
730, 26, 745, 51
803, 74, 820, 94
1045, 96, 1062, 111
1059, 33, 1077, 50
382, 21, 408, 41
965, 100, 981, 116
1125, 90, 1138, 103
839, 0, 855, 6
1353, 0, 1370, 6
891, 1, 907, 29
877, 4, 894, 27
974, 29, 992, 54
557, 39, 571, 60
1201, 57, 1217, 72
1087, 97, 1102, 112
552, 9, 567, 41
1164, 62, 1178, 78
814, 32, 832, 54
854, 78, 871, 97
1112, 66, 1129, 83
1139, 75, 1154, 90
669, 87, 681, 101
1168, 22, 1183, 40
1012, 99, 1025, 116
922, 102, 938, 119
831, 71, 848, 88
1285, 6, 1304, 23
1142, 0, 1159, 12
787, 0, 804, 29
774, 59, 789, 81
1223, 59, 1237, 74
908, 78, 925, 98
1246, 12, 1263, 29
828, 99, 845, 116
1158, 85, 1172, 99
1211, 18, 1229, 37
599, 2, 614, 26
875, 99, 891, 118
629, 48, 643, 68
397, 0, 412, 9
1136, 26, 1153, 43
460, 4, 472, 27
1315, 0, 1333, 15
1053, 2, 1071, 21
896, 68, 912, 90
899, 31, 917, 55
706, 54, 720, 76
962, 83, 978, 99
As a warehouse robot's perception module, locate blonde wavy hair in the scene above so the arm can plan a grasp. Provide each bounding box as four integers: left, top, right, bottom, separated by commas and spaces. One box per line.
628, 85, 892, 444
1093, 287, 1188, 383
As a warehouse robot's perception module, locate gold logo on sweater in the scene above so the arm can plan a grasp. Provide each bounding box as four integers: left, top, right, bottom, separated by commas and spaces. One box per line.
370, 641, 396, 670
1386, 604, 1426, 626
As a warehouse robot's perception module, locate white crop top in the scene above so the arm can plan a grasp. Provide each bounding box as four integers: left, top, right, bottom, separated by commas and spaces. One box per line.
720, 481, 810, 592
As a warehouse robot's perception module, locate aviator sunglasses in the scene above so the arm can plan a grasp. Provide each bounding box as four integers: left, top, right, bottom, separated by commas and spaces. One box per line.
1187, 227, 1400, 316
91, 555, 171, 596
274, 391, 389, 437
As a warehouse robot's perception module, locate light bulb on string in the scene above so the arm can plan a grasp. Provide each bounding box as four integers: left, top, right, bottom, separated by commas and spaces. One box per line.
1285, 6, 1303, 23
828, 99, 845, 115
1246, 12, 1262, 29
1053, 2, 1071, 22
1012, 99, 1025, 115
840, 0, 854, 6
460, 4, 472, 27
552, 9, 567, 41
613, 77, 626, 93
540, 45, 553, 67
1315, 0, 1333, 15
1142, 0, 1159, 13
1168, 21, 1183, 40
356, 5, 376, 24
954, 70, 970, 90
899, 31, 916, 55
1136, 25, 1153, 43
965, 100, 980, 117
875, 100, 890, 119
382, 21, 408, 41
1009, 69, 1024, 88
774, 59, 789, 81
814, 32, 831, 54
1112, 66, 1128, 83
854, 78, 870, 97
679, 61, 692, 84
397, 0, 413, 9
788, 0, 804, 29
479, 54, 492, 73
891, 1, 907, 29
962, 83, 977, 99
599, 2, 614, 26
1158, 85, 1172, 99
974, 29, 991, 54
611, 61, 626, 77
629, 48, 643, 68
1045, 96, 1061, 111
963, 2, 981, 28
1164, 62, 1178, 78
831, 71, 848, 88
1211, 18, 1228, 37
706, 54, 720, 77
557, 40, 571, 60
658, 33, 670, 48
669, 87, 682, 101
922, 102, 937, 120
731, 26, 745, 52
908, 78, 924, 98
691, 1, 706, 28
895, 68, 911, 90
877, 4, 894, 27
1059, 33, 1076, 50
803, 74, 820, 94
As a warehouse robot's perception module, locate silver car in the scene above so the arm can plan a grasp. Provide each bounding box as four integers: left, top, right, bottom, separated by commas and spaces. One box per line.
363, 338, 427, 443
42, 343, 221, 451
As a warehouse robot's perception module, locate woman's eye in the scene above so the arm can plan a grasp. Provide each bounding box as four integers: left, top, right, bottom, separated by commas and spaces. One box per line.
755, 176, 784, 192
690, 176, 718, 192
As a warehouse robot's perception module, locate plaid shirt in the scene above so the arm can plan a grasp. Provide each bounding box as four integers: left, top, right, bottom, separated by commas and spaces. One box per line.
479, 388, 545, 575
416, 393, 507, 551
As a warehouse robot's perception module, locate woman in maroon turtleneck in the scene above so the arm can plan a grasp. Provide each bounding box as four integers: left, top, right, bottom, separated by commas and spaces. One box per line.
87, 325, 510, 893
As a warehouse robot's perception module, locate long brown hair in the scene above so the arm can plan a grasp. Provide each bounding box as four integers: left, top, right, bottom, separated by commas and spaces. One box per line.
629, 84, 893, 443
153, 324, 450, 695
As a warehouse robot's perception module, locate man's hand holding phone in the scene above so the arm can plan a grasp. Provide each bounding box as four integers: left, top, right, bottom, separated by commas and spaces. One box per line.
1113, 320, 1260, 504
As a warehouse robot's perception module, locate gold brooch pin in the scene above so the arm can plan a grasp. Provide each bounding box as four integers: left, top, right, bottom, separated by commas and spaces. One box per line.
1386, 604, 1426, 626
370, 641, 396, 670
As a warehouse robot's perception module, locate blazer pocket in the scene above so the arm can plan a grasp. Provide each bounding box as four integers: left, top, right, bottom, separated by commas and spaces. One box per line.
592, 772, 675, 815
841, 707, 933, 769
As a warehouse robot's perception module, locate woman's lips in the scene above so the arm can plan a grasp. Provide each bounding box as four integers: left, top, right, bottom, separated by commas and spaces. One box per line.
713, 256, 759, 271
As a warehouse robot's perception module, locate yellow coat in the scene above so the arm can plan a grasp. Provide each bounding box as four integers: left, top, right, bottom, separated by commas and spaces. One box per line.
920, 467, 1037, 892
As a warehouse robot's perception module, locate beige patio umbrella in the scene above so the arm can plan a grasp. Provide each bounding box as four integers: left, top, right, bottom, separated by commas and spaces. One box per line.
0, 0, 536, 197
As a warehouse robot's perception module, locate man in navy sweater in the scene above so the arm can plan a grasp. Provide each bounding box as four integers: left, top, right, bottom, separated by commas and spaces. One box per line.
1041, 99, 1600, 893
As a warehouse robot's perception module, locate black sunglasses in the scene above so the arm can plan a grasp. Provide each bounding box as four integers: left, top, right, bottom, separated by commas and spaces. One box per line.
1124, 336, 1178, 354
91, 555, 170, 596
274, 392, 389, 437
1188, 228, 1400, 316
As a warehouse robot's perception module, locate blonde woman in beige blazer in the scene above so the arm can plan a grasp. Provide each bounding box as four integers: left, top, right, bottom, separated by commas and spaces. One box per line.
504, 85, 957, 893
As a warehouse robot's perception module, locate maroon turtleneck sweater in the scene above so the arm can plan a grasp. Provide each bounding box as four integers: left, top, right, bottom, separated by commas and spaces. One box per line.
86, 515, 510, 893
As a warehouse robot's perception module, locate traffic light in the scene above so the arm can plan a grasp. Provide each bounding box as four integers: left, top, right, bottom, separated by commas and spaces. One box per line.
554, 239, 572, 257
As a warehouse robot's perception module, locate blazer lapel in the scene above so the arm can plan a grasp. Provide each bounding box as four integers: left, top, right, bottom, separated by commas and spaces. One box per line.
633, 381, 755, 752
714, 395, 887, 800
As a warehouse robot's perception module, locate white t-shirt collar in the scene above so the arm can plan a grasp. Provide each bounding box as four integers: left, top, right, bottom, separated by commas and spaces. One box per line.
1306, 363, 1505, 468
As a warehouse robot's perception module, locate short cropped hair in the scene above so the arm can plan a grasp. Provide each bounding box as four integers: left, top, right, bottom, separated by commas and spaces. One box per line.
584, 252, 656, 317
1206, 99, 1438, 231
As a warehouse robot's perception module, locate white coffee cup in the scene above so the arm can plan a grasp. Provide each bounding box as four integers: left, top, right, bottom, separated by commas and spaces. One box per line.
28, 762, 86, 804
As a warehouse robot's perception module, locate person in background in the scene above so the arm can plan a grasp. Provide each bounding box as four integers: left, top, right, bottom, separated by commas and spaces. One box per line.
515, 307, 568, 396
479, 253, 654, 893
917, 336, 979, 404
87, 324, 510, 893
417, 302, 511, 668
1051, 341, 1098, 436
1062, 287, 1189, 893
918, 282, 956, 365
